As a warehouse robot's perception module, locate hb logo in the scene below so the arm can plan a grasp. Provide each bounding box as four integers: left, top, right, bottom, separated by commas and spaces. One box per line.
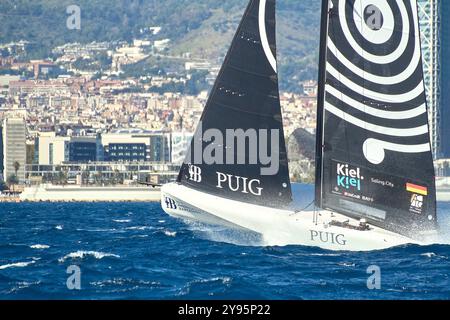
165, 197, 177, 210
189, 165, 202, 183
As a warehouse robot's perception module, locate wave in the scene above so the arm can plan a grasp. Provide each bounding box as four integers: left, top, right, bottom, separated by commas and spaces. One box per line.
76, 228, 119, 233
185, 221, 264, 247
91, 278, 163, 288
420, 252, 448, 260
113, 219, 131, 223
6, 281, 42, 294
126, 226, 153, 231
164, 230, 177, 237
30, 244, 50, 250
55, 225, 63, 230
178, 277, 233, 297
58, 251, 120, 263
0, 260, 36, 270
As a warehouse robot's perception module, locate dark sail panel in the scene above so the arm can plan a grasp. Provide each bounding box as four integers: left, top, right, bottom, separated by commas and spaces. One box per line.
316, 0, 437, 236
178, 0, 292, 208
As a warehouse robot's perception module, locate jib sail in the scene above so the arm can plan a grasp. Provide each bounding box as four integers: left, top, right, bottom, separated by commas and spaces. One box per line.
178, 0, 292, 208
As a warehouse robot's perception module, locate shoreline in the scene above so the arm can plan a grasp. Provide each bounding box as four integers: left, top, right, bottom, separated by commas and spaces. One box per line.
2, 184, 450, 203
2, 184, 162, 203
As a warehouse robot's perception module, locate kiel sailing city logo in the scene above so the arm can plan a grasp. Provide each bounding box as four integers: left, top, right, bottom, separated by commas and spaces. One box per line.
336, 163, 364, 191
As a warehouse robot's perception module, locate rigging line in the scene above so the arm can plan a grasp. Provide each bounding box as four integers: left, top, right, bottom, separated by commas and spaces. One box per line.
290, 199, 315, 216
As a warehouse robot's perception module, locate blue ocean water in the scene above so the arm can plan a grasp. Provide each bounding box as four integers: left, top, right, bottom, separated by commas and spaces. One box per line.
1, 185, 450, 300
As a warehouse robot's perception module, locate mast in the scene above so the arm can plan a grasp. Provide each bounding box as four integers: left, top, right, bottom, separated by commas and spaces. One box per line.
315, 0, 331, 208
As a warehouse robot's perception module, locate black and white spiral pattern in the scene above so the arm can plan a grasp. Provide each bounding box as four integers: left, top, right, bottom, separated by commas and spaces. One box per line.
325, 0, 430, 164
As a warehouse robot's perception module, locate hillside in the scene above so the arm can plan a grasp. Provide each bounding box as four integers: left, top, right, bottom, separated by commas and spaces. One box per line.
0, 0, 321, 88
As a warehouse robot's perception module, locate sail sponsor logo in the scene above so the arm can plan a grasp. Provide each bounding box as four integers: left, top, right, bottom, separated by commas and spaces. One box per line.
406, 183, 428, 196
165, 197, 177, 210
216, 172, 263, 196
188, 165, 202, 183
310, 230, 347, 246
336, 163, 364, 191
409, 194, 424, 215
406, 183, 427, 214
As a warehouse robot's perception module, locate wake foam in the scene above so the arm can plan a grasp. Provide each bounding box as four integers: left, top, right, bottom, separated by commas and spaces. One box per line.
164, 230, 177, 237
185, 220, 264, 247
58, 251, 120, 263
30, 244, 50, 250
113, 219, 131, 223
0, 260, 36, 270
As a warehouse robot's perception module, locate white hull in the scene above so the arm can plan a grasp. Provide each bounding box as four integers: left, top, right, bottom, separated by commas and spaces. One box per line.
161, 183, 419, 251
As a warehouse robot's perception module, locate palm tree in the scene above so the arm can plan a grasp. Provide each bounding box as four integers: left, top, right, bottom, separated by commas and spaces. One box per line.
13, 161, 20, 179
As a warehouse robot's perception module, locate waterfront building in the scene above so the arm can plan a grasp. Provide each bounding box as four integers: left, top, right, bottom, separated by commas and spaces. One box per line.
37, 132, 100, 165
102, 129, 170, 163
2, 117, 27, 183
69, 136, 101, 163
37, 132, 68, 165
0, 124, 3, 182
24, 162, 180, 186
170, 132, 194, 165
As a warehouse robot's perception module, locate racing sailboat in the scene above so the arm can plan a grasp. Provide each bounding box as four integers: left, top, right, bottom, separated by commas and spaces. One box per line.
161, 0, 438, 251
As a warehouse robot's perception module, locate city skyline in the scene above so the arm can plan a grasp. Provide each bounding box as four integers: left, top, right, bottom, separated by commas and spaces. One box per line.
1, 0, 449, 189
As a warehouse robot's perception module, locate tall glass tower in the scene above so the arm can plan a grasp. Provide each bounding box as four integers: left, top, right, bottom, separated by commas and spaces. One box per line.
418, 0, 441, 159
418, 0, 449, 159
440, 1, 450, 158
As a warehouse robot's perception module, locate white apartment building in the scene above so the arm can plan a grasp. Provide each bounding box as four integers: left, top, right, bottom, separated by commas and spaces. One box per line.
2, 117, 26, 182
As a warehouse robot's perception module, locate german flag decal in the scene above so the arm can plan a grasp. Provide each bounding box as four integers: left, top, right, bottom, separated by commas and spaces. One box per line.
406, 183, 428, 196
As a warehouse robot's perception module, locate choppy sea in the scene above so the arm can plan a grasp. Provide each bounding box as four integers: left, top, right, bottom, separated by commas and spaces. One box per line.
1, 185, 449, 300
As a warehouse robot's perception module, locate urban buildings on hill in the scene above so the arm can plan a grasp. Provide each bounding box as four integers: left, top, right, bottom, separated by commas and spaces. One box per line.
0, 73, 318, 186
1, 2, 449, 188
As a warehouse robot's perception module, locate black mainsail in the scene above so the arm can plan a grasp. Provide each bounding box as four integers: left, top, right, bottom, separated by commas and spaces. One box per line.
316, 0, 437, 236
177, 0, 292, 208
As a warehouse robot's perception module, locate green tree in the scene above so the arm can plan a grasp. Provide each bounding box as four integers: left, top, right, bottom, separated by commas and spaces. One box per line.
13, 161, 20, 174
13, 161, 20, 183
57, 169, 68, 185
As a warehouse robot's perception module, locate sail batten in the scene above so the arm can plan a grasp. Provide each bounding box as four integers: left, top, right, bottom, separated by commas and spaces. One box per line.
316, 0, 437, 236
